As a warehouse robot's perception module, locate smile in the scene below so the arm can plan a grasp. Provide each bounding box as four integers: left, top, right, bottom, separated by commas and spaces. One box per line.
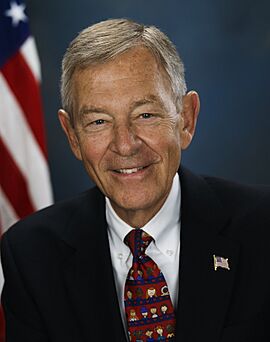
114, 167, 144, 174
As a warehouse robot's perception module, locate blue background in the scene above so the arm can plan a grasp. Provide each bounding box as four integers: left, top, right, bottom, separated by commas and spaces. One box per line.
25, 0, 270, 201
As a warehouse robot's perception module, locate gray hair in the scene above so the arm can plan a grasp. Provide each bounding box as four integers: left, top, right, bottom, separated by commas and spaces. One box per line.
61, 18, 187, 124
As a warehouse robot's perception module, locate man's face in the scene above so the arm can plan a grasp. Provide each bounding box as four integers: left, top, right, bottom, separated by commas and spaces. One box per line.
130, 310, 136, 317
157, 327, 163, 335
161, 305, 167, 313
59, 47, 198, 226
148, 288, 156, 297
146, 330, 153, 337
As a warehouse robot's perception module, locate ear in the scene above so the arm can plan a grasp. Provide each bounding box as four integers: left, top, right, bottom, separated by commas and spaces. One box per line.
179, 91, 200, 150
58, 109, 82, 160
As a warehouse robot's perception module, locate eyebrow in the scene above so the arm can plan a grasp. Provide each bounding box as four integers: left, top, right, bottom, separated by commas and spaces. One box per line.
129, 95, 166, 112
79, 106, 107, 118
78, 95, 166, 118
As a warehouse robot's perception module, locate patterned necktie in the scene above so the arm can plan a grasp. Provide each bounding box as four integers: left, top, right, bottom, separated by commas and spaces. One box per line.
124, 228, 176, 341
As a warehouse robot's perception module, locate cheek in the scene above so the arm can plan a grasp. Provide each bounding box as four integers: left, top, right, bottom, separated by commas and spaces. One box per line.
137, 122, 181, 154
155, 137, 181, 166
78, 134, 110, 168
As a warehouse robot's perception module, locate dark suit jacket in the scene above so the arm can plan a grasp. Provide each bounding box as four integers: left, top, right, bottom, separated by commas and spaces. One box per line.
1, 168, 270, 341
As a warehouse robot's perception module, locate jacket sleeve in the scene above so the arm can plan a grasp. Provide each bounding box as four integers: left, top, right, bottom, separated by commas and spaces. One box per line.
1, 233, 48, 342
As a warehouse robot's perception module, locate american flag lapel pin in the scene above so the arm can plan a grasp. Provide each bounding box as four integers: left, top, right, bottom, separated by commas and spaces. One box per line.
213, 255, 230, 271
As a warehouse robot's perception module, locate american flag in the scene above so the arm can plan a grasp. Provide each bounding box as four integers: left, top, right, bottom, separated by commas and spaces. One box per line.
213, 255, 230, 271
0, 0, 53, 337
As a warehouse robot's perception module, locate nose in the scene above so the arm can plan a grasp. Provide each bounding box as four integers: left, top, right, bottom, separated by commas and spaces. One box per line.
110, 123, 142, 157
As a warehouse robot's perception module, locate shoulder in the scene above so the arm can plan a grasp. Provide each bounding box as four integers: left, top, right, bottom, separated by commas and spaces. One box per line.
180, 166, 270, 216
202, 175, 270, 218
179, 167, 270, 239
201, 175, 270, 243
202, 176, 270, 223
1, 186, 104, 260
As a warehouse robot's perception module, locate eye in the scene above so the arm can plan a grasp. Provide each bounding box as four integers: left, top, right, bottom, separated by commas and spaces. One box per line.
140, 113, 153, 119
82, 114, 111, 132
89, 119, 106, 126
84, 118, 108, 131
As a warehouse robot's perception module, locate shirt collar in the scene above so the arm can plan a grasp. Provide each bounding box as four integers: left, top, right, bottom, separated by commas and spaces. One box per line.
106, 173, 181, 258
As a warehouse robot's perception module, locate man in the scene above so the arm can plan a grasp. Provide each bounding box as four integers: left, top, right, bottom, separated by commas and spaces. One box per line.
1, 19, 270, 342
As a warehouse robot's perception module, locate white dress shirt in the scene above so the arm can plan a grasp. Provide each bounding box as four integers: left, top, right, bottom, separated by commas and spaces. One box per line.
106, 173, 181, 328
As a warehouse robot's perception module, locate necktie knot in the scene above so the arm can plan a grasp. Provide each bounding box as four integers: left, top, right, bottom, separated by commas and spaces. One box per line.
124, 228, 153, 257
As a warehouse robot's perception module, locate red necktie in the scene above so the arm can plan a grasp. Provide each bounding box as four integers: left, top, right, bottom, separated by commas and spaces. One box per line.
124, 228, 176, 341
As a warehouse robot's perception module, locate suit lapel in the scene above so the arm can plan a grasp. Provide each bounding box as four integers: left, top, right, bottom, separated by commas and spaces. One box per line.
58, 188, 126, 341
176, 168, 240, 342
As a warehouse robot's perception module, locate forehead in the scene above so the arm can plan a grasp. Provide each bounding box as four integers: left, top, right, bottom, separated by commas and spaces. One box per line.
72, 47, 173, 112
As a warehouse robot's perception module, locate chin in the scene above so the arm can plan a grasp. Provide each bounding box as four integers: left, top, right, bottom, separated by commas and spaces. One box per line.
112, 192, 161, 212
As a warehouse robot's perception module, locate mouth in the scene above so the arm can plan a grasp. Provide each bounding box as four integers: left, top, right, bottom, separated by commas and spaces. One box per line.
113, 166, 146, 174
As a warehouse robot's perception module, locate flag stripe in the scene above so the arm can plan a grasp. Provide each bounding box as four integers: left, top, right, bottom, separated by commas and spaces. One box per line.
0, 73, 53, 209
0, 187, 19, 234
0, 138, 35, 218
0, 3, 53, 338
1, 50, 47, 157
20, 37, 41, 82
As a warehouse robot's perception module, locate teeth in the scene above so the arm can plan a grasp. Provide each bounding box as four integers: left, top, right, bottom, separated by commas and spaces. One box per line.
117, 167, 143, 174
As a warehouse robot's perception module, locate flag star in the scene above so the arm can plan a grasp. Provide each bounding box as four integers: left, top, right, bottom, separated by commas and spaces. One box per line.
5, 1, 28, 27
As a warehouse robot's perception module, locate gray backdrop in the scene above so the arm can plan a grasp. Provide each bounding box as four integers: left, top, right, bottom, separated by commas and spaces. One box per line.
26, 0, 270, 201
